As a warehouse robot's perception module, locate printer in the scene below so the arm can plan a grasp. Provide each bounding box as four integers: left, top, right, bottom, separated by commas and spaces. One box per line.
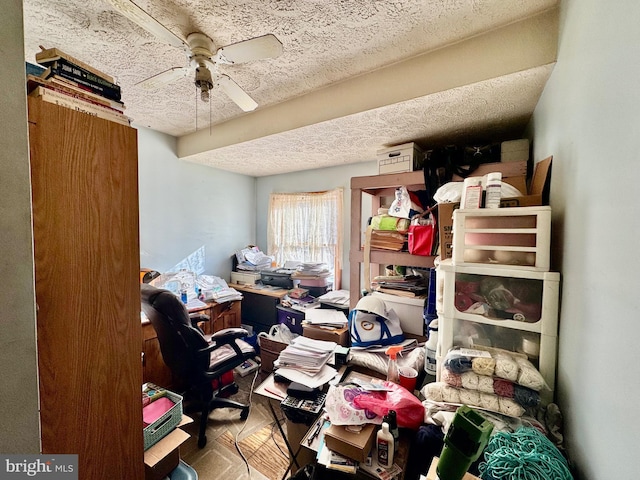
260, 269, 293, 289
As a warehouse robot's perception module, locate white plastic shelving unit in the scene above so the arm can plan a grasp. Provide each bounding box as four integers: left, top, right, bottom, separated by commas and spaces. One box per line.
452, 206, 552, 271
436, 258, 560, 404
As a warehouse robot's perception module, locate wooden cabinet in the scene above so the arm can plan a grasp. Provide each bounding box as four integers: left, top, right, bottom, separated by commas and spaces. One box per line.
200, 300, 242, 335
350, 171, 436, 309
28, 98, 143, 479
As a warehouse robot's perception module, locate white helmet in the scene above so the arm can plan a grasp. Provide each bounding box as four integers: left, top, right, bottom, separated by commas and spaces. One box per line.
354, 295, 390, 320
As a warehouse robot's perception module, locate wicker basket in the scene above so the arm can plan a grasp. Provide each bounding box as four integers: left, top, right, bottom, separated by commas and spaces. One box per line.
143, 390, 183, 450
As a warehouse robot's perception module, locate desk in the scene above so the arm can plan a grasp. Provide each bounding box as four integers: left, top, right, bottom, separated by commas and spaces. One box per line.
229, 283, 288, 333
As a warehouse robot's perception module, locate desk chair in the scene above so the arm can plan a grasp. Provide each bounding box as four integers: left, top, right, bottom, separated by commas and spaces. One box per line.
141, 284, 258, 448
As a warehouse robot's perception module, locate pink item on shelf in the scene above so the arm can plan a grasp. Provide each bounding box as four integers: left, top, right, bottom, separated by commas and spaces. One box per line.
143, 396, 175, 426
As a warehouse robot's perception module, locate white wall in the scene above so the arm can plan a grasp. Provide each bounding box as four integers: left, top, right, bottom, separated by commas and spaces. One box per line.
0, 0, 41, 453
137, 127, 257, 279
255, 161, 378, 290
529, 0, 640, 478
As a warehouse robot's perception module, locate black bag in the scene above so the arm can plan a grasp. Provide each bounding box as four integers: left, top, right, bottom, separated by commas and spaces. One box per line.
423, 143, 501, 205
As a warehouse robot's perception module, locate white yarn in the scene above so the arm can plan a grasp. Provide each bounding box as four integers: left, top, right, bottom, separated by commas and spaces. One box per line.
498, 397, 525, 417
442, 384, 461, 403
460, 371, 480, 390
479, 392, 501, 412
494, 353, 519, 382
424, 382, 445, 402
477, 374, 495, 394
516, 357, 547, 391
458, 388, 481, 406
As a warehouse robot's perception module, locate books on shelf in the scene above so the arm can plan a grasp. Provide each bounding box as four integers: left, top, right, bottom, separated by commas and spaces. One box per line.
28, 46, 129, 127
36, 46, 116, 84
41, 59, 122, 102
29, 85, 130, 126
27, 74, 125, 111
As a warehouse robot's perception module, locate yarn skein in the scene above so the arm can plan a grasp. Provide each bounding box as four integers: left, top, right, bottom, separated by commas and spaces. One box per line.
479, 426, 573, 480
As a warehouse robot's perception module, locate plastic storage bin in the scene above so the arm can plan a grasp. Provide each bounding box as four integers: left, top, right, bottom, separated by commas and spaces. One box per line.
143, 390, 183, 450
168, 460, 198, 479
436, 260, 559, 404
276, 304, 305, 335
452, 206, 551, 271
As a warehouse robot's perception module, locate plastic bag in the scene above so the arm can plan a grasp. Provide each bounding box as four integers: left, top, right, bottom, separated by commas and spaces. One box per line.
407, 209, 436, 256
352, 381, 426, 430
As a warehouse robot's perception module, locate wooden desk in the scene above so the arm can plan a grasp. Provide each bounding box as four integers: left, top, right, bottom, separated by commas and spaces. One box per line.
141, 300, 241, 390
229, 283, 288, 333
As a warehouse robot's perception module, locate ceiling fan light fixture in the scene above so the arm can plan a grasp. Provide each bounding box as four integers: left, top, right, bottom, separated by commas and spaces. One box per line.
194, 65, 213, 102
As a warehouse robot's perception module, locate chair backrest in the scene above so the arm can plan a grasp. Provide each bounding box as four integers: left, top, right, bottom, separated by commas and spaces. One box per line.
140, 284, 210, 383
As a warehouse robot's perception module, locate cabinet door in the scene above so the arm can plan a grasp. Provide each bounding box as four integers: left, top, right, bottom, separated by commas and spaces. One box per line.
29, 98, 143, 479
212, 301, 241, 332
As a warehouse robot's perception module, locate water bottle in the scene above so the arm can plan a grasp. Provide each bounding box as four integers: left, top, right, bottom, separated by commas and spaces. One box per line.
424, 318, 439, 376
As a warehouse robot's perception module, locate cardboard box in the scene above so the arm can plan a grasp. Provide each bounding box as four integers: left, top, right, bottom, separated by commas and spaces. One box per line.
501, 139, 530, 163
377, 142, 424, 174
302, 323, 349, 346
438, 157, 552, 260
323, 423, 376, 463
144, 417, 192, 480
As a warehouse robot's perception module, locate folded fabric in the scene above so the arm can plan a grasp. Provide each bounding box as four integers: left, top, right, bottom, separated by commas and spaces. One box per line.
143, 396, 175, 426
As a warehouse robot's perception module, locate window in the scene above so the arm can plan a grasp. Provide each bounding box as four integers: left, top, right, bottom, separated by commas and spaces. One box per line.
267, 189, 343, 289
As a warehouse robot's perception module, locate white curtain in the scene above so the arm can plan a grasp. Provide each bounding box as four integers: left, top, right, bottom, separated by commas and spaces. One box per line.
268, 189, 343, 289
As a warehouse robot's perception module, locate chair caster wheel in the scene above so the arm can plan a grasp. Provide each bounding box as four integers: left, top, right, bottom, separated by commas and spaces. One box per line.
198, 436, 207, 448
240, 408, 249, 420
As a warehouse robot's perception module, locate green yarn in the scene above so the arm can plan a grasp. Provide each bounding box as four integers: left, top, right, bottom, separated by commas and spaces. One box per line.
479, 427, 573, 480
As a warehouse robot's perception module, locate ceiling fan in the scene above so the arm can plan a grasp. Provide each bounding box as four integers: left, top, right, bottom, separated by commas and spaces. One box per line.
105, 0, 283, 110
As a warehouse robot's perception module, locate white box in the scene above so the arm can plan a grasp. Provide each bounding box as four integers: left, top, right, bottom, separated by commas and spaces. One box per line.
371, 291, 424, 335
377, 142, 424, 175
230, 271, 261, 285
501, 139, 530, 163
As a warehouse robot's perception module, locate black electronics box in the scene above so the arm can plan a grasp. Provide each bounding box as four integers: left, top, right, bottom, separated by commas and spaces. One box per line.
260, 271, 293, 289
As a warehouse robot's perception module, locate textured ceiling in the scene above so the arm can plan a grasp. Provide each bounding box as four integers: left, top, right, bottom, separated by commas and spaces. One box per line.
22, 0, 559, 176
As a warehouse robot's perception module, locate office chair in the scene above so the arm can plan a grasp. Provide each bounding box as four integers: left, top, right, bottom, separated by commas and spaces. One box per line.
141, 284, 258, 448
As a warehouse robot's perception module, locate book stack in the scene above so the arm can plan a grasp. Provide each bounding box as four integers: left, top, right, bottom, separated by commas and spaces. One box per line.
26, 47, 130, 126
371, 274, 428, 298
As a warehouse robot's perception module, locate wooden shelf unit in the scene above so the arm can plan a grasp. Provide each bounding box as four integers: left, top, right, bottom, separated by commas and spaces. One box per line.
349, 171, 436, 309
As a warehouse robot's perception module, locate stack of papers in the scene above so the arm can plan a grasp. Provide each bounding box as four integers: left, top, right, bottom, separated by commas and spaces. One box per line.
317, 289, 350, 307
235, 246, 273, 271
275, 336, 339, 388
198, 276, 243, 302
304, 309, 348, 328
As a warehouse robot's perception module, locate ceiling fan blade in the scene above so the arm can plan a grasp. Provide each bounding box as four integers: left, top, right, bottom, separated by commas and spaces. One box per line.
217, 75, 258, 111
104, 0, 188, 51
218, 34, 283, 64
136, 66, 191, 90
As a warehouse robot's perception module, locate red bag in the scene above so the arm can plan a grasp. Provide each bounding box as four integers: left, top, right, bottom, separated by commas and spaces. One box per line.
352, 381, 425, 430
407, 209, 436, 256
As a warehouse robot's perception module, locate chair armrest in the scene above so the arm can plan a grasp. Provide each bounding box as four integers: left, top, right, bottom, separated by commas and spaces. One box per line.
189, 313, 210, 327
211, 327, 249, 343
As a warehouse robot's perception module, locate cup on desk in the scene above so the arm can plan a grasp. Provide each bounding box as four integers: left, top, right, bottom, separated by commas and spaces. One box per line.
398, 366, 418, 392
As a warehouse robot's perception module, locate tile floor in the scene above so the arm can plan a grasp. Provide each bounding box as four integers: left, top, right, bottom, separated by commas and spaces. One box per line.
180, 372, 291, 480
